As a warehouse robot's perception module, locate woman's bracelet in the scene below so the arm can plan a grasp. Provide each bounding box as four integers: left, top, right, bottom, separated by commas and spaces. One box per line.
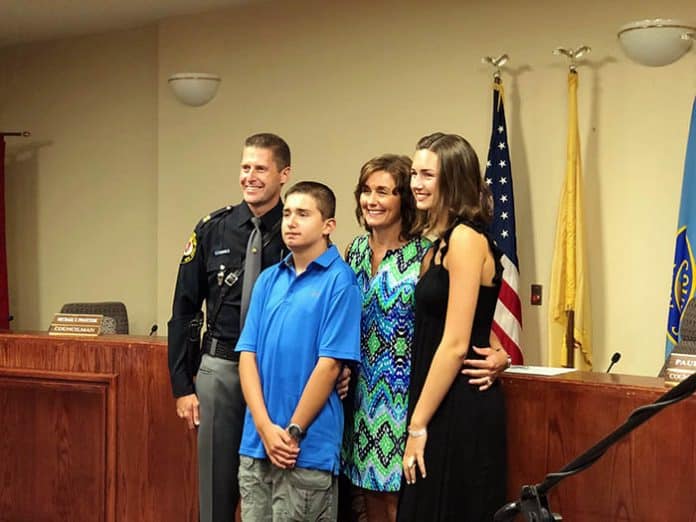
408, 426, 427, 438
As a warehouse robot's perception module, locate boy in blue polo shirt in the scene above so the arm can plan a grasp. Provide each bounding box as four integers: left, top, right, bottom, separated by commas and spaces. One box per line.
236, 181, 361, 521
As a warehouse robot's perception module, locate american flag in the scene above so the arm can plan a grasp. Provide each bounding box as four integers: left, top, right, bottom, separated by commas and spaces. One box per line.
485, 79, 523, 364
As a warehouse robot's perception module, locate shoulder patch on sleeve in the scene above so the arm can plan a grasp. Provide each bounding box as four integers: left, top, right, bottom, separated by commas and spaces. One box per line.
181, 232, 197, 264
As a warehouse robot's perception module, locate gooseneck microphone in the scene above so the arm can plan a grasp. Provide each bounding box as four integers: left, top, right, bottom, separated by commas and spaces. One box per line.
606, 352, 621, 373
149, 324, 158, 336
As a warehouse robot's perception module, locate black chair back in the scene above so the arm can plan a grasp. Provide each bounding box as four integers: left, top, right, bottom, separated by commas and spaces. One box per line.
60, 301, 129, 334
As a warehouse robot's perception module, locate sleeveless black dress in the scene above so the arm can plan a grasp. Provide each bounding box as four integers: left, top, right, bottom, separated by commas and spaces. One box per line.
397, 219, 507, 522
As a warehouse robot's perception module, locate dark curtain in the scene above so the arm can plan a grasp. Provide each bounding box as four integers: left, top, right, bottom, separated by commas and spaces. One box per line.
0, 137, 9, 329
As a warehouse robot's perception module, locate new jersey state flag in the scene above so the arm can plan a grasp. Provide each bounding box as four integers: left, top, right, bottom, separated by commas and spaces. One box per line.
548, 71, 592, 370
666, 98, 696, 358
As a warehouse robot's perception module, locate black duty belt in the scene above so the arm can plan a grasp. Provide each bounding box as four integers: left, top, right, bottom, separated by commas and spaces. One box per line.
202, 334, 239, 362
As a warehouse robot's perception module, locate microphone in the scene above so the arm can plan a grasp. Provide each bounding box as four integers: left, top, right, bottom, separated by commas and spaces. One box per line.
606, 352, 621, 373
8, 315, 13, 322
149, 324, 158, 336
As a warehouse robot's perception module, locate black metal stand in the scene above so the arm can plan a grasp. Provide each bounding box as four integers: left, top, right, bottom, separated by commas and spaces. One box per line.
494, 371, 696, 521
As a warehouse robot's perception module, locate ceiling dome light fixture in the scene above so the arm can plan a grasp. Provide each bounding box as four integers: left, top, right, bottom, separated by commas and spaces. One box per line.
168, 72, 221, 107
618, 19, 695, 67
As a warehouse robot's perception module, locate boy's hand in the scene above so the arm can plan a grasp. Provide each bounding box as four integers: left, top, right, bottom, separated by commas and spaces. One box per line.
259, 422, 300, 469
335, 366, 351, 400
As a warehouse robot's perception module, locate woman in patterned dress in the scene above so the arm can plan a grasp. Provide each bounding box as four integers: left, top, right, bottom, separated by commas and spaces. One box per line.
341, 154, 431, 521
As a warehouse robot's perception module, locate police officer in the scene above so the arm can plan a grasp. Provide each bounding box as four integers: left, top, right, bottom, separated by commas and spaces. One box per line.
168, 133, 290, 522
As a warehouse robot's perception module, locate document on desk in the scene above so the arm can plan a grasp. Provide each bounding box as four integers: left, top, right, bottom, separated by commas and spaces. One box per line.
505, 365, 576, 376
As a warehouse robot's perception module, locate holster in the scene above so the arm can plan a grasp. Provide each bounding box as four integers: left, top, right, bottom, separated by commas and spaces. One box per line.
186, 310, 204, 377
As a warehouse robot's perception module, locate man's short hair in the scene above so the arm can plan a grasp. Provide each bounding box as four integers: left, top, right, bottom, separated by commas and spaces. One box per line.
284, 181, 336, 220
244, 133, 291, 171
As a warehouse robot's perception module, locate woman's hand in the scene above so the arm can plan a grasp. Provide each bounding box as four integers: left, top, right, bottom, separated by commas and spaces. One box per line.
402, 428, 428, 485
461, 346, 509, 391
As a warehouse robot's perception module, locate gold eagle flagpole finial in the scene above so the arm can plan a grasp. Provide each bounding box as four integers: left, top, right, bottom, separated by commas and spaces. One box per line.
553, 46, 591, 72
482, 54, 509, 80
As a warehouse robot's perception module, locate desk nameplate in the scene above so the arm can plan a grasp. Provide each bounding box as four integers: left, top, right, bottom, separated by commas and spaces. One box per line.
48, 313, 103, 337
665, 352, 696, 387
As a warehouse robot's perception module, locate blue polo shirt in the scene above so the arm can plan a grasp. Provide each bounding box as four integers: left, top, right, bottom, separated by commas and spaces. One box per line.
236, 244, 361, 473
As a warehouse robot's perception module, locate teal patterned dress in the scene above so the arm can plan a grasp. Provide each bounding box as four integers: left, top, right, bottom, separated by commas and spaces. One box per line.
342, 234, 431, 492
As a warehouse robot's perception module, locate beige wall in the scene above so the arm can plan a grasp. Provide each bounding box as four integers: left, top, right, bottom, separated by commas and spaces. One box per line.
3, 0, 696, 375
0, 26, 158, 334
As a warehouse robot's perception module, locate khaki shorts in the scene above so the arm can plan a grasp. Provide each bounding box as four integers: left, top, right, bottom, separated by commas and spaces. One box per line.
239, 455, 338, 521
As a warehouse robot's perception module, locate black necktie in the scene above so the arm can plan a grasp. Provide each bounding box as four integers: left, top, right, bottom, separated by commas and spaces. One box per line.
240, 217, 262, 327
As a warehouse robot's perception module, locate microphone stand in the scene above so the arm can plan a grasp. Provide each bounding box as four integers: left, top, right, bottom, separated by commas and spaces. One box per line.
494, 371, 696, 521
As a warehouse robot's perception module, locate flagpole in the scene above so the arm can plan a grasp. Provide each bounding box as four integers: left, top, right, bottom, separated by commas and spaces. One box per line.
565, 311, 575, 368
665, 99, 696, 359
482, 54, 525, 365
0, 131, 31, 137
549, 46, 593, 371
562, 65, 578, 369
0, 130, 30, 330
554, 47, 589, 370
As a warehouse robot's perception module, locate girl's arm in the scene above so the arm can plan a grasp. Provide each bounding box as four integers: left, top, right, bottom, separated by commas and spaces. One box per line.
403, 225, 491, 483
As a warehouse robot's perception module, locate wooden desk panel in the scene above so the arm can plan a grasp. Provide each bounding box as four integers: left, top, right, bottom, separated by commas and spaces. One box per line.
503, 372, 696, 521
0, 370, 116, 522
4, 332, 694, 522
0, 333, 197, 522
112, 339, 198, 522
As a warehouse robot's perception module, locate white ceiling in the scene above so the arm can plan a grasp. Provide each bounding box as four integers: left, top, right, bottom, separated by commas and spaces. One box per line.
0, 0, 254, 48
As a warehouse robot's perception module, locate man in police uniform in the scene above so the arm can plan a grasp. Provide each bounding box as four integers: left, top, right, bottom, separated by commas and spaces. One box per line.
168, 133, 290, 522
